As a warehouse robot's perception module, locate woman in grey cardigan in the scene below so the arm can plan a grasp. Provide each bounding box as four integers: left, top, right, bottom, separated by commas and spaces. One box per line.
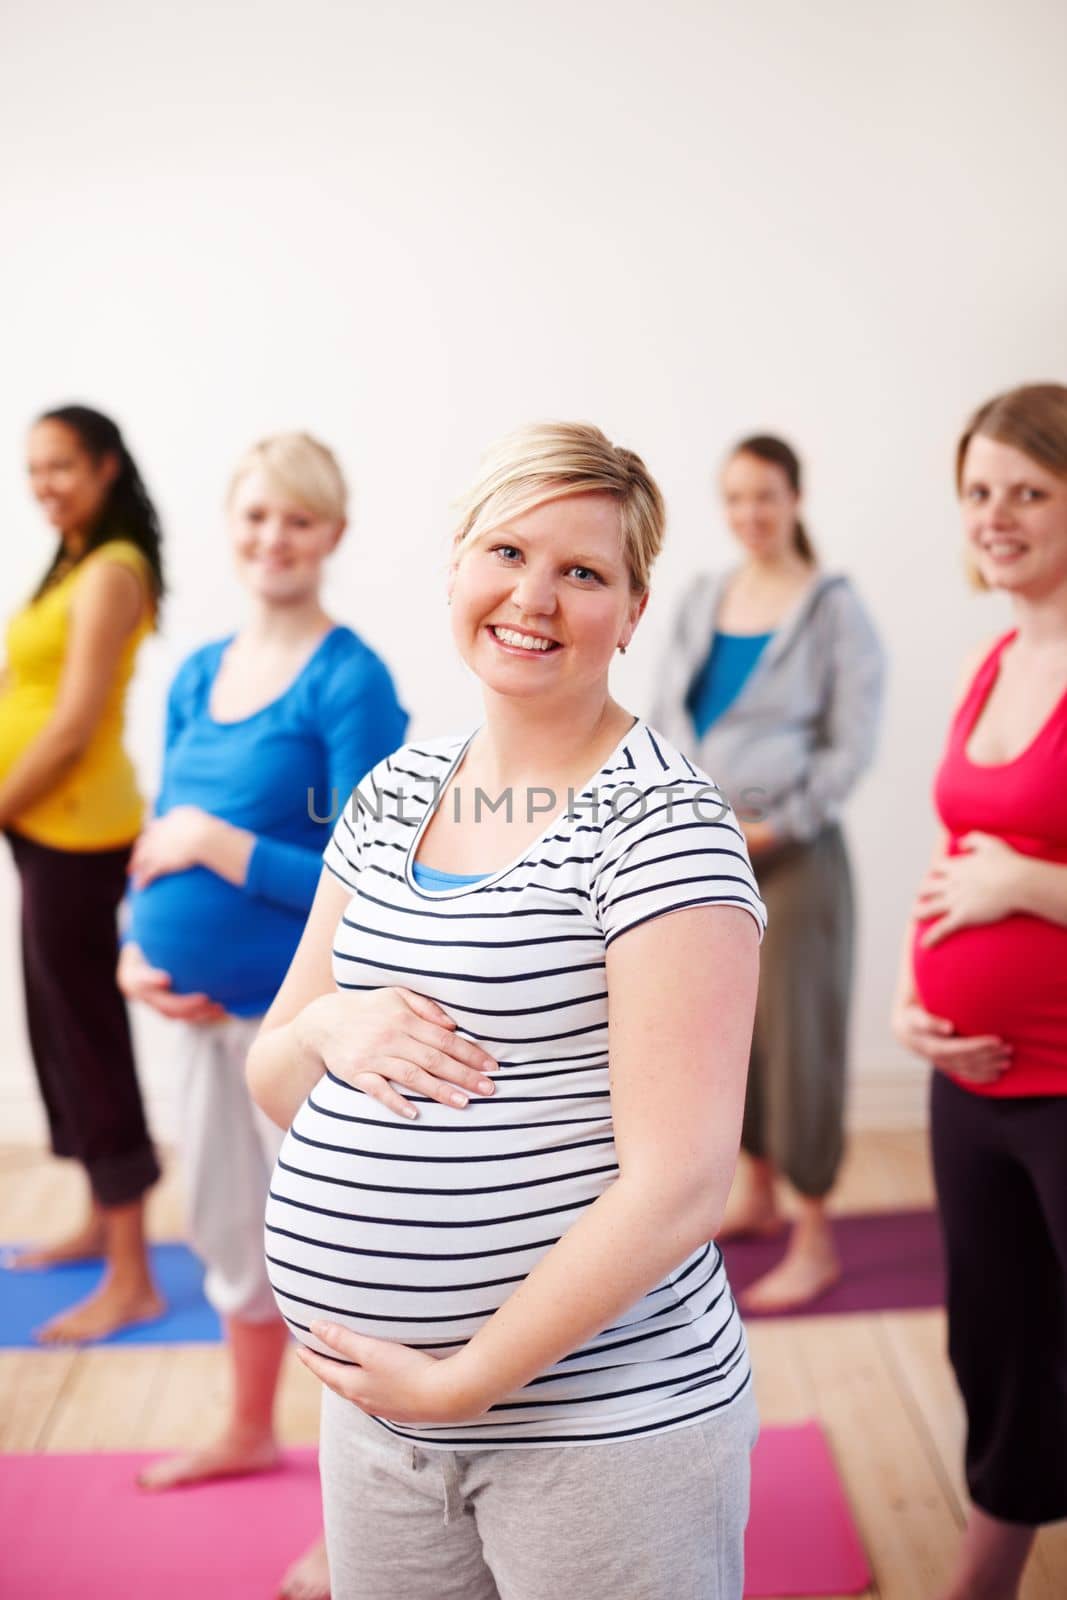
652, 435, 884, 1312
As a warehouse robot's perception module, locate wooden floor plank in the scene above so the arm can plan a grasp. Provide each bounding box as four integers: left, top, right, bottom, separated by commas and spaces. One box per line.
134, 1345, 234, 1453
1024, 1525, 1067, 1600
746, 1320, 817, 1425
877, 1310, 966, 1515
38, 1348, 170, 1452
0, 1348, 78, 1450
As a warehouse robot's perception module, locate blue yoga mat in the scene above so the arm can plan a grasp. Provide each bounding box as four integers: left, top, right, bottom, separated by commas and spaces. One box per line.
0, 1242, 221, 1347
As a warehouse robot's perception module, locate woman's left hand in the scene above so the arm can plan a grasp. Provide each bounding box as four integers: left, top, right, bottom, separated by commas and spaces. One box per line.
295, 1323, 487, 1426
130, 807, 213, 887
915, 833, 1022, 947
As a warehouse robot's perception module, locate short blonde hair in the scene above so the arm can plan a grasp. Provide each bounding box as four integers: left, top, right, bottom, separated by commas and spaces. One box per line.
227, 432, 348, 522
956, 384, 1067, 591
452, 422, 665, 594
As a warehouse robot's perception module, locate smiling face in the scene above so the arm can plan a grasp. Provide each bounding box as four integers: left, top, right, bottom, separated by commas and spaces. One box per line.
27, 419, 118, 547
961, 434, 1067, 598
449, 491, 646, 705
720, 451, 800, 561
228, 465, 344, 605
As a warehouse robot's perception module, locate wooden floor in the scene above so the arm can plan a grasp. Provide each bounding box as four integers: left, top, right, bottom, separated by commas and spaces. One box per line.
1, 1131, 1065, 1600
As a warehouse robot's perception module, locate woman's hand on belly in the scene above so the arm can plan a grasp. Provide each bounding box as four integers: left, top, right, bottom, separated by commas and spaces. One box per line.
914, 833, 1024, 948
117, 941, 226, 1025
301, 986, 498, 1120
130, 807, 215, 887
296, 1322, 490, 1427
891, 997, 1011, 1086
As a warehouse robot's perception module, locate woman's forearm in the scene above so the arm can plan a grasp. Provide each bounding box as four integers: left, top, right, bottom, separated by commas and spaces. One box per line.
1012, 856, 1067, 927
196, 815, 256, 888
892, 915, 920, 1011
247, 1007, 327, 1128
444, 1169, 725, 1417
0, 721, 87, 828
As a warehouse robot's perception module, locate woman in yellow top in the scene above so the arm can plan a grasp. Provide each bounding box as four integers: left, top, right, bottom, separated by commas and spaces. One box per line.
2, 405, 174, 1342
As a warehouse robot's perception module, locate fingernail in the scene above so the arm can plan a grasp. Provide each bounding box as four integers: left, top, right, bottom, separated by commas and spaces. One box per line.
310, 1321, 327, 1339
403, 1105, 418, 1120
450, 1092, 468, 1108
478, 1079, 494, 1095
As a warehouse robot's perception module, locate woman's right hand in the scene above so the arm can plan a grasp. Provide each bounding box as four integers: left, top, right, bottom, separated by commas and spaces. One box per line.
891, 999, 1011, 1086
298, 986, 498, 1120
117, 941, 226, 1024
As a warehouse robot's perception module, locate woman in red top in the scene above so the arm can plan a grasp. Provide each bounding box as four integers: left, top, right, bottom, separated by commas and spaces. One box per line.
892, 383, 1067, 1600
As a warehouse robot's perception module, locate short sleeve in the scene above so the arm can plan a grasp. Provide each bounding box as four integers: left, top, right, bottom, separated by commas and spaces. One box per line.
321, 767, 381, 892
88, 539, 151, 583
85, 540, 155, 620
593, 780, 767, 947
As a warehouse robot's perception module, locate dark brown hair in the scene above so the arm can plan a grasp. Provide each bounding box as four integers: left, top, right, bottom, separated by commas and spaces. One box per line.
728, 434, 815, 564
33, 405, 166, 602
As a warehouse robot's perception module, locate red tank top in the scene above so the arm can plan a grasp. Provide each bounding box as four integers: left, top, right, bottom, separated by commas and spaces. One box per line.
912, 631, 1067, 1097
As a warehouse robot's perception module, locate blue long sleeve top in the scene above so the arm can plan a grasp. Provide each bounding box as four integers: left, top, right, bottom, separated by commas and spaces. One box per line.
127, 625, 407, 1015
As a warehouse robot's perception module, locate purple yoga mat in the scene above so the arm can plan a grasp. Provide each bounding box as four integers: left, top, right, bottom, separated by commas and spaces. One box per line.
722, 1207, 944, 1318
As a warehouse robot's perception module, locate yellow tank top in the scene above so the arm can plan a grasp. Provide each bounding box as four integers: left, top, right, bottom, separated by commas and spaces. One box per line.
0, 540, 155, 850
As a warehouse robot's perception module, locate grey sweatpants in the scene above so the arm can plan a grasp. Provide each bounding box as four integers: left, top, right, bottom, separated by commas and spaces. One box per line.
742, 824, 854, 1197
319, 1384, 759, 1600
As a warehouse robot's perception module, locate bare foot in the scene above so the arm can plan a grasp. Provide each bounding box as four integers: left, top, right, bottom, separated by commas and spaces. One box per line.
7, 1216, 106, 1270
278, 1535, 331, 1600
34, 1277, 164, 1344
739, 1231, 841, 1314
715, 1154, 786, 1242
139, 1430, 280, 1490
716, 1188, 785, 1242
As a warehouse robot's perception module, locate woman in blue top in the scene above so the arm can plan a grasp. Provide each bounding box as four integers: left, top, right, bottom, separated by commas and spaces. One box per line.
653, 435, 884, 1313
118, 433, 406, 1600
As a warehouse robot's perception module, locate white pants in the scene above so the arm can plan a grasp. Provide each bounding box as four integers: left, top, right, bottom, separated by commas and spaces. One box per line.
175, 1016, 284, 1323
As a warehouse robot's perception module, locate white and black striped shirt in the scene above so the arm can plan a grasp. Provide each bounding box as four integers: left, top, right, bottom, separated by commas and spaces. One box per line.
265, 721, 766, 1447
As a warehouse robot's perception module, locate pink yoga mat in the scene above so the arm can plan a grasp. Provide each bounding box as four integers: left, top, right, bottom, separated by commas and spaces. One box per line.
0, 1450, 322, 1598
0, 1425, 868, 1597
746, 1422, 870, 1596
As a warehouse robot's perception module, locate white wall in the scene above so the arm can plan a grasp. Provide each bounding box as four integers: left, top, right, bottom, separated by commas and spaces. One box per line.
2, 0, 1066, 1140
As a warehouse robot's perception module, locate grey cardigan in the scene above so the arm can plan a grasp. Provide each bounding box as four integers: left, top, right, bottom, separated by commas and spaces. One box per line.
650, 570, 885, 843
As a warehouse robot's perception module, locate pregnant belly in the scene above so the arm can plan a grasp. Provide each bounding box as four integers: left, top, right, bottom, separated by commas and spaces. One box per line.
912, 914, 1067, 1078
128, 869, 302, 1014
264, 1069, 616, 1354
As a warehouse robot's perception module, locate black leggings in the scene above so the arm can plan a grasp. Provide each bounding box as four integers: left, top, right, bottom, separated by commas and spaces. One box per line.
8, 829, 159, 1207
930, 1070, 1067, 1525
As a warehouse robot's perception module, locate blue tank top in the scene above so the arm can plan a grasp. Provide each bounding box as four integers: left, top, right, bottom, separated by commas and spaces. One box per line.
686, 630, 773, 737
411, 861, 488, 889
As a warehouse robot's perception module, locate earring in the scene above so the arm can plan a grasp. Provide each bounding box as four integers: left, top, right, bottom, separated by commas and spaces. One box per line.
618, 643, 627, 655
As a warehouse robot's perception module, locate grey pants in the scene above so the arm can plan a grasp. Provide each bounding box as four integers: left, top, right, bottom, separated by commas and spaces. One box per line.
743, 824, 854, 1197
319, 1386, 759, 1600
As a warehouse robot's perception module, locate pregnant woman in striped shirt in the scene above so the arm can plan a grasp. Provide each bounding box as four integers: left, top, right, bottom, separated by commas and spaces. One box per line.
248, 423, 767, 1600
